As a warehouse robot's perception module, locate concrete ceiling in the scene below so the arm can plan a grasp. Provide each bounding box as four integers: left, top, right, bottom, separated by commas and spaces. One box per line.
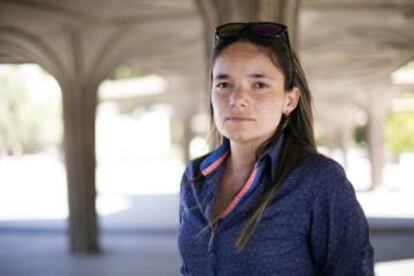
0, 0, 204, 76
0, 0, 413, 114
300, 0, 414, 101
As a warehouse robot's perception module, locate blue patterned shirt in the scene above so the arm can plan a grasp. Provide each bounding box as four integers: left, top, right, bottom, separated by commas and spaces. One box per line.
177, 134, 374, 275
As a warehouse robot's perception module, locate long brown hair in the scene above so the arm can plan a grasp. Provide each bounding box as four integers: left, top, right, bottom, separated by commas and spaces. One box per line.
201, 30, 317, 251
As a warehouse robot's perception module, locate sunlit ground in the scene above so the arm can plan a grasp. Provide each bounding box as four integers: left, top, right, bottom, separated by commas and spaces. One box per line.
0, 148, 412, 220
375, 259, 414, 276
0, 152, 184, 220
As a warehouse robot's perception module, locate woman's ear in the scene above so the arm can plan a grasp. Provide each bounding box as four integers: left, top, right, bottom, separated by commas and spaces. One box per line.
284, 86, 300, 115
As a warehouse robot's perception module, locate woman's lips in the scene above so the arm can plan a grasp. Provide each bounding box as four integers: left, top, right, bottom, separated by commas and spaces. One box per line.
225, 116, 255, 122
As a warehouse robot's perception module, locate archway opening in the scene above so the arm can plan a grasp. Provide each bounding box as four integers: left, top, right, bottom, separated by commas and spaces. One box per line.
0, 63, 66, 229
95, 65, 185, 233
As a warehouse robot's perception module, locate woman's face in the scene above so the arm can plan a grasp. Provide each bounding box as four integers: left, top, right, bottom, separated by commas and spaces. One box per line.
211, 41, 299, 145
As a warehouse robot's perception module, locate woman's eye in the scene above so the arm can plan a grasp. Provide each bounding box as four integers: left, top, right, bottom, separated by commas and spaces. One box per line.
216, 82, 231, 89
255, 82, 268, 89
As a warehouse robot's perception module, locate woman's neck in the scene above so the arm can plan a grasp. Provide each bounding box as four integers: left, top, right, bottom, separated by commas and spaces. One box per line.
228, 141, 257, 174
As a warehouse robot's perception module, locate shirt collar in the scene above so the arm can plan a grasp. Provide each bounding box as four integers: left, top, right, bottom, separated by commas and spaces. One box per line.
199, 132, 285, 180
199, 138, 230, 177
258, 131, 285, 181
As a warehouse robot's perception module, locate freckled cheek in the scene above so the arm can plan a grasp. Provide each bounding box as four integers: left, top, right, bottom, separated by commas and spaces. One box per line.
258, 102, 284, 124
211, 98, 224, 131
211, 94, 227, 117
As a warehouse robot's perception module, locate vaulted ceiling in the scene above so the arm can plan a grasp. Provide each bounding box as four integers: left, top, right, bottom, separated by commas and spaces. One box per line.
0, 0, 413, 112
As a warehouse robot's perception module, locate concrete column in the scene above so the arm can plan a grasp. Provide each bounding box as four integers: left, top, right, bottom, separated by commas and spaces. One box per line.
366, 106, 386, 190
362, 86, 393, 190
59, 26, 100, 253
174, 107, 196, 164
339, 122, 353, 170
61, 80, 99, 253
195, 0, 302, 62
182, 113, 193, 163
0, 22, 102, 253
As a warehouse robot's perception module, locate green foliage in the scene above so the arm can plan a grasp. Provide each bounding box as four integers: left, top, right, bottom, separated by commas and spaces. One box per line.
385, 111, 414, 157
354, 124, 367, 145
109, 65, 146, 80
314, 123, 325, 146
0, 65, 61, 155
170, 118, 183, 145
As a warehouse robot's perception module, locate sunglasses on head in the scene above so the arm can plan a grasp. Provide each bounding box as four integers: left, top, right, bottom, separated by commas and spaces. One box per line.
214, 22, 293, 64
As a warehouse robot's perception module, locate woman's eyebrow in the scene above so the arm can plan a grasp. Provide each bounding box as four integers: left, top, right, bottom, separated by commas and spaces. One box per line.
247, 73, 270, 79
213, 73, 230, 80
213, 72, 274, 80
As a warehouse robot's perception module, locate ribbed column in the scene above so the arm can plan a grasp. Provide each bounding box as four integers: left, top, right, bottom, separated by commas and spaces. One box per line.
366, 105, 386, 190
194, 0, 302, 61
60, 25, 100, 253
61, 80, 99, 253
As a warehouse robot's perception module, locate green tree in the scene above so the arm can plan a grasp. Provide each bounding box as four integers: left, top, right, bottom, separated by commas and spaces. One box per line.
0, 65, 61, 155
385, 111, 414, 157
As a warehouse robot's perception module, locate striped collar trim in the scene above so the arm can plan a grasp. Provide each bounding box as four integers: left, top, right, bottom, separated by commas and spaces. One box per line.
200, 139, 230, 177
218, 163, 262, 219
200, 132, 284, 219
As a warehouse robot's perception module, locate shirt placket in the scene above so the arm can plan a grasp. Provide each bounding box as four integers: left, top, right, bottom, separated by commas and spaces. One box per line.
207, 162, 267, 276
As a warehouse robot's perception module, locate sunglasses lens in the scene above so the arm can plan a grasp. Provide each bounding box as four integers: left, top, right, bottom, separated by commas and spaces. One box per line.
216, 23, 246, 38
252, 24, 285, 38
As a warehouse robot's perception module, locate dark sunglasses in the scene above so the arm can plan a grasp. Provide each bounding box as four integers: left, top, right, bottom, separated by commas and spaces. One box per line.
214, 22, 293, 64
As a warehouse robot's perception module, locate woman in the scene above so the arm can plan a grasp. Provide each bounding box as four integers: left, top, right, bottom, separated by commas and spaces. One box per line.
178, 22, 374, 275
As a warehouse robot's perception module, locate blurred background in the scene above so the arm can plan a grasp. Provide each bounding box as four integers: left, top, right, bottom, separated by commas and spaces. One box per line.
0, 0, 413, 275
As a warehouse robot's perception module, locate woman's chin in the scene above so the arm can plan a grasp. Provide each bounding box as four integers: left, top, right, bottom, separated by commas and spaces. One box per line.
224, 129, 275, 145
224, 131, 257, 144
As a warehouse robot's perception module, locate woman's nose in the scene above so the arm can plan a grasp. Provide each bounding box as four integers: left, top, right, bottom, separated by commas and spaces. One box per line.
229, 86, 249, 107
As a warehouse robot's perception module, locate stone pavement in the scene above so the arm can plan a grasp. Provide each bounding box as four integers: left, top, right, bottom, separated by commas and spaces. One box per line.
0, 231, 180, 276
0, 194, 414, 276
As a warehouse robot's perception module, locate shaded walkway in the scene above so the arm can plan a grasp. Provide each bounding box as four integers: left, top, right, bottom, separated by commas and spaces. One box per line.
0, 232, 180, 276
1, 195, 414, 275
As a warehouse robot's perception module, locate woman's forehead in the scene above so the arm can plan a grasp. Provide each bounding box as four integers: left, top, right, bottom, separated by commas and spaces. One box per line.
218, 41, 267, 59
213, 45, 281, 78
